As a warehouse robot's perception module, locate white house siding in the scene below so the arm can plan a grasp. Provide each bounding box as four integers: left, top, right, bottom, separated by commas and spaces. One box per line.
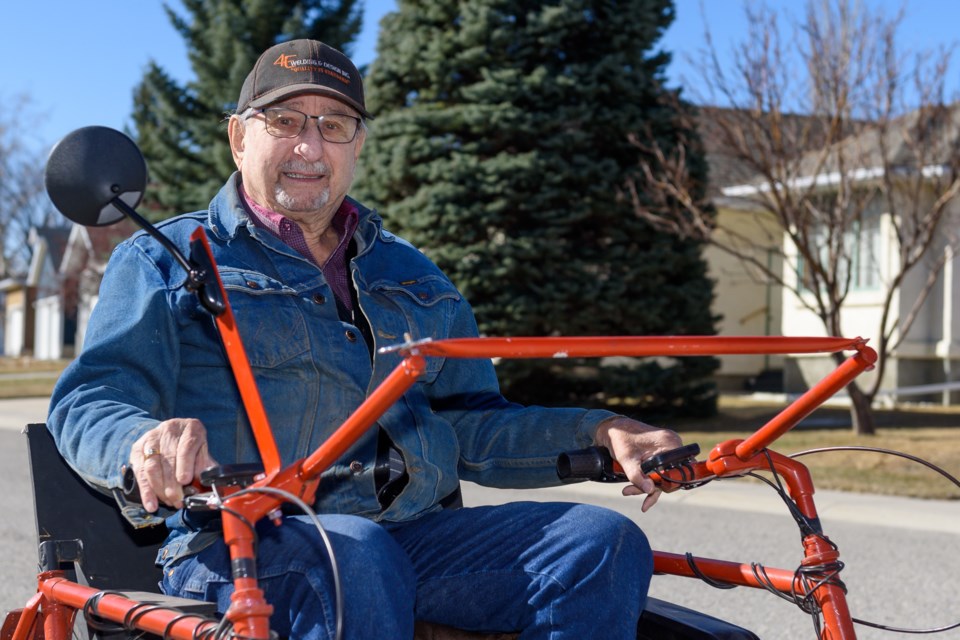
34, 295, 63, 360
779, 206, 960, 403
894, 240, 960, 404
4, 305, 24, 357
706, 206, 784, 389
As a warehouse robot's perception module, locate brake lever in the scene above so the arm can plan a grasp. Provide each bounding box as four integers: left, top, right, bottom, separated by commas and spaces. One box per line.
640, 443, 701, 475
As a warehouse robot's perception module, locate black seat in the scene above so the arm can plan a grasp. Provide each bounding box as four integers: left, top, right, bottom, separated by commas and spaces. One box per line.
24, 423, 215, 639
26, 422, 168, 591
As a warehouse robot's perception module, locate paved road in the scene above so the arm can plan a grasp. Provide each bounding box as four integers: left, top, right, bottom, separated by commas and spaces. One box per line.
1, 398, 958, 638
0, 396, 50, 430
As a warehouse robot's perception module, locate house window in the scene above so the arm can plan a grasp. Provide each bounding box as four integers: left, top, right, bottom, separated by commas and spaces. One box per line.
848, 215, 881, 290
797, 214, 881, 292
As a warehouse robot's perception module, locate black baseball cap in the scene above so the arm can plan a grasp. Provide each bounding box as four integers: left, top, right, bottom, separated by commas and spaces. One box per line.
237, 39, 371, 119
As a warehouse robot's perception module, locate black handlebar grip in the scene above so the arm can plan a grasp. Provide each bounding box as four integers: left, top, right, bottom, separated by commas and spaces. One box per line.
121, 464, 143, 504
557, 447, 627, 482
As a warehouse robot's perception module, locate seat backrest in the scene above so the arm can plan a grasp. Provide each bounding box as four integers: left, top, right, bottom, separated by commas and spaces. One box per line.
25, 423, 167, 593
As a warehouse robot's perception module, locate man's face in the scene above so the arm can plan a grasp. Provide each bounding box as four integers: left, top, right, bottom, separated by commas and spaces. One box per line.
228, 94, 365, 225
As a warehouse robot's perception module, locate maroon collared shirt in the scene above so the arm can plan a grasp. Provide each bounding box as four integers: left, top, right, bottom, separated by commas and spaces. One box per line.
240, 184, 359, 312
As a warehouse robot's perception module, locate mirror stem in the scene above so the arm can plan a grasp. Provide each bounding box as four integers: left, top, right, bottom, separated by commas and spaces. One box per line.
111, 197, 194, 274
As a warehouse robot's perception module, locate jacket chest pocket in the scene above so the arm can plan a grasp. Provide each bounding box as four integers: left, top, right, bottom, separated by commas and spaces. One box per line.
370, 276, 462, 378
216, 269, 310, 369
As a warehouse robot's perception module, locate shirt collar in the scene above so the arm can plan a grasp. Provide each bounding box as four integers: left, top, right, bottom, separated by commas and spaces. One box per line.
238, 181, 359, 266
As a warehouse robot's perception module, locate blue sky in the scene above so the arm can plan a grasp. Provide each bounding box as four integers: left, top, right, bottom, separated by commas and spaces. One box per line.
3, 0, 958, 154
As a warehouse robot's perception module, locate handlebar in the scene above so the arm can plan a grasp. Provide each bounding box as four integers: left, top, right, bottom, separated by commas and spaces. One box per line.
120, 463, 265, 506
557, 446, 627, 482
557, 444, 701, 483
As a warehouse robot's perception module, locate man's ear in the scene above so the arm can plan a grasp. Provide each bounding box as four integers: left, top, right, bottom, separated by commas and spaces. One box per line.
353, 126, 366, 162
227, 115, 245, 169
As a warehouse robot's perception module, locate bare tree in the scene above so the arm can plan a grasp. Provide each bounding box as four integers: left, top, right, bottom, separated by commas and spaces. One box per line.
627, 0, 960, 435
0, 95, 60, 279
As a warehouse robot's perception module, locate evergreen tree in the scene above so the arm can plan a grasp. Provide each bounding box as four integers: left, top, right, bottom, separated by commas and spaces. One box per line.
355, 0, 718, 415
132, 0, 362, 219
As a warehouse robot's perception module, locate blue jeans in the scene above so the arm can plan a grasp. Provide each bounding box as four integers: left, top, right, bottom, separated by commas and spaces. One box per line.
161, 501, 652, 639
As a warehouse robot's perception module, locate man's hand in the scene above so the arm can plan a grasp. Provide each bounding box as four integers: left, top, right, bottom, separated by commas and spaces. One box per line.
593, 417, 683, 513
129, 418, 217, 512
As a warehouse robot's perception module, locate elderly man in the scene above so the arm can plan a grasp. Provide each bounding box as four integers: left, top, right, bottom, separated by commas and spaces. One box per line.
48, 39, 682, 639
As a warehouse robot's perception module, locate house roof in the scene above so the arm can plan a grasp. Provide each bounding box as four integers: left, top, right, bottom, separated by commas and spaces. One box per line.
695, 106, 845, 197
26, 226, 72, 286
695, 107, 763, 197
712, 103, 960, 197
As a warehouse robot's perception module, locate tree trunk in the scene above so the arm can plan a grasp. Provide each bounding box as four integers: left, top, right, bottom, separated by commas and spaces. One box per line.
847, 383, 876, 435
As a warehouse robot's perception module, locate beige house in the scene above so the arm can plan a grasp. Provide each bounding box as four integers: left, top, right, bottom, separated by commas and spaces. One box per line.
0, 222, 136, 360
773, 195, 960, 405
1, 277, 34, 357
697, 111, 787, 392
703, 204, 784, 391
705, 107, 960, 405
1, 227, 70, 359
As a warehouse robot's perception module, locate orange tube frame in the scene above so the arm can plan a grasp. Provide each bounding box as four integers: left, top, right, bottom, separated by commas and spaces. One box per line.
14, 229, 877, 640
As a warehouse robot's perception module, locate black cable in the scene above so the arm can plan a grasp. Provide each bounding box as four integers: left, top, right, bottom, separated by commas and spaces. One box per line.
80, 576, 225, 639
662, 462, 715, 490
746, 449, 844, 635
217, 504, 259, 545
761, 449, 822, 536
228, 485, 343, 640
683, 552, 738, 589
124, 603, 168, 630
789, 445, 960, 492
192, 614, 227, 640
788, 445, 960, 635
661, 476, 716, 489
162, 612, 222, 640
82, 590, 129, 633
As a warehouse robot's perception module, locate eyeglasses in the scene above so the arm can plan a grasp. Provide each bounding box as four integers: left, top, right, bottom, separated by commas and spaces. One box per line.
254, 107, 362, 143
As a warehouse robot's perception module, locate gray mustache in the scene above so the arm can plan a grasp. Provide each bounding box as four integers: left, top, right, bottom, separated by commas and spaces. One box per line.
280, 161, 329, 174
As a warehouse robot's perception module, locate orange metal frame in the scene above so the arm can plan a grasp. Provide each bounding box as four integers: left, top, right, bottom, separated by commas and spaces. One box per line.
7, 229, 877, 640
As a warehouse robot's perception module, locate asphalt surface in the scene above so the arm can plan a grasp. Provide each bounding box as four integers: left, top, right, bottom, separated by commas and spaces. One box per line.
1, 397, 957, 639
0, 397, 50, 431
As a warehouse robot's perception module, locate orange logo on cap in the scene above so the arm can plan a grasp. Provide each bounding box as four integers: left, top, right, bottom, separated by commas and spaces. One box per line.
274, 54, 297, 69
271, 53, 351, 84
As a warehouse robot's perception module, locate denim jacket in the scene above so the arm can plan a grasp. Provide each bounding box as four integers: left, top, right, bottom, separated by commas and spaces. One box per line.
47, 174, 615, 546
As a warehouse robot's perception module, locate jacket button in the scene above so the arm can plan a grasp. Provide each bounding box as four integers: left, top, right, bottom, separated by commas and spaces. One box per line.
246, 280, 260, 289
349, 461, 363, 474
312, 293, 326, 304
345, 330, 357, 342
